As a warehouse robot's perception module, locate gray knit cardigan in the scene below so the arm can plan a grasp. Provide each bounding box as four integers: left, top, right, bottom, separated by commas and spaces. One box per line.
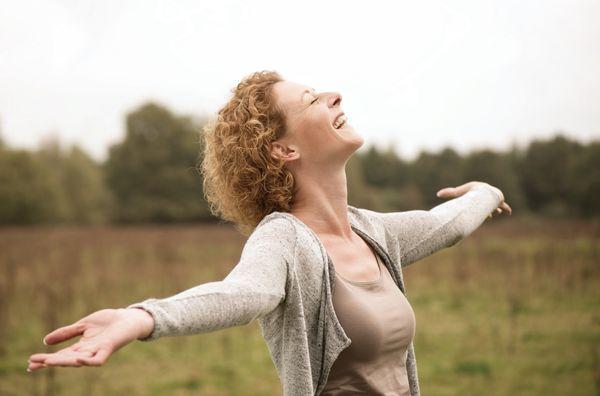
128, 184, 502, 395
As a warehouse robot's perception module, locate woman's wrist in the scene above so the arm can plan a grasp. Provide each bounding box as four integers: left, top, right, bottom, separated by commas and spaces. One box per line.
121, 307, 155, 340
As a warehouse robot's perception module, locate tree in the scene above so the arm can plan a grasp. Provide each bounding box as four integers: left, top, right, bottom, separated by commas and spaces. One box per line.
570, 141, 600, 216
105, 102, 210, 222
517, 133, 584, 216
346, 154, 376, 209
38, 144, 113, 224
461, 147, 527, 213
410, 147, 465, 207
360, 144, 410, 188
0, 149, 64, 224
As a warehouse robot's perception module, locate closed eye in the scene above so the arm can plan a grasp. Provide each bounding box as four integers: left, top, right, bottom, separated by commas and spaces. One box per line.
310, 97, 319, 105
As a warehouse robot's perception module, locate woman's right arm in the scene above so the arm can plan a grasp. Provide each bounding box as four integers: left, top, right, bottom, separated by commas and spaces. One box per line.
127, 217, 294, 340
28, 217, 294, 370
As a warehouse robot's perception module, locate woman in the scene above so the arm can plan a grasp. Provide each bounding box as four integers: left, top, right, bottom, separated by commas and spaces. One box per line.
27, 71, 512, 395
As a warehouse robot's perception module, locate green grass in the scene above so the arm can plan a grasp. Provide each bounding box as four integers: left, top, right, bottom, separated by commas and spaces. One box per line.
0, 218, 598, 395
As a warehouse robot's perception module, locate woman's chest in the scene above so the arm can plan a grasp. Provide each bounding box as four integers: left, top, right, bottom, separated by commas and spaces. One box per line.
321, 233, 382, 283
331, 257, 416, 361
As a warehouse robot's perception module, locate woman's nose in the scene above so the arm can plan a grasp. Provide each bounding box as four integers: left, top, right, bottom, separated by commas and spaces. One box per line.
328, 92, 342, 108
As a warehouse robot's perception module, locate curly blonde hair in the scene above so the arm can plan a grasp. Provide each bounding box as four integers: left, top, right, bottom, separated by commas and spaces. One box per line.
199, 70, 295, 236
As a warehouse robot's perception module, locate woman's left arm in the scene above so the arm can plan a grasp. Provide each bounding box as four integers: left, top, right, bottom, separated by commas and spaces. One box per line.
372, 181, 512, 267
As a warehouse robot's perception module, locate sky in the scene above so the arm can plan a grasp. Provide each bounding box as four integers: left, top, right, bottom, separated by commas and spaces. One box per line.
0, 0, 599, 162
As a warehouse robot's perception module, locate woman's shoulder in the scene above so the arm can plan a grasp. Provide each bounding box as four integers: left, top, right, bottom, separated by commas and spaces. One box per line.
347, 204, 385, 227
255, 211, 297, 233
347, 204, 393, 244
247, 212, 298, 249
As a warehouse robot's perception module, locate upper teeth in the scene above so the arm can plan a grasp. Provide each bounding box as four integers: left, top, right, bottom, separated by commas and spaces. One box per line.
333, 114, 347, 129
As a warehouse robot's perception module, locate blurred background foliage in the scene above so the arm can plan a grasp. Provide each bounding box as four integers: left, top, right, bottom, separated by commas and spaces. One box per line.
0, 101, 598, 226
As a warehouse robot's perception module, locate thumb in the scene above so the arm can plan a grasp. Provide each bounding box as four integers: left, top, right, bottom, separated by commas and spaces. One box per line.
436, 187, 455, 198
44, 322, 86, 345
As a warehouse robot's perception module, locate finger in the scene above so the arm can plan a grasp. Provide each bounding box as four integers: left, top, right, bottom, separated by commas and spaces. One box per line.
27, 362, 47, 372
76, 348, 111, 367
438, 181, 480, 198
29, 353, 52, 363
436, 187, 457, 198
501, 202, 512, 215
44, 322, 86, 345
29, 344, 79, 362
29, 349, 94, 364
43, 353, 88, 367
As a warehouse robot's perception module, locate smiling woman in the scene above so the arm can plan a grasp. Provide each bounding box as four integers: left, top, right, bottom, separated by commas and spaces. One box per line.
27, 70, 510, 396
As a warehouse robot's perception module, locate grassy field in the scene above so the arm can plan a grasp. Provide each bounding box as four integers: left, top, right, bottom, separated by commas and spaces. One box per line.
0, 217, 599, 395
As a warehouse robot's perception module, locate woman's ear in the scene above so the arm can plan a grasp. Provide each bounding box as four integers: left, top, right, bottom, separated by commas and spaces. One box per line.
270, 141, 300, 162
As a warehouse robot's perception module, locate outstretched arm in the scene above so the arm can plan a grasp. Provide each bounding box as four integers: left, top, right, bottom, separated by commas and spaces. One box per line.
27, 217, 294, 370
367, 181, 511, 267
128, 217, 293, 340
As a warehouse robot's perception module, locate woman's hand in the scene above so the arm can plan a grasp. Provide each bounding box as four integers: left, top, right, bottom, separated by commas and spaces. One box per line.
27, 308, 154, 372
436, 181, 512, 219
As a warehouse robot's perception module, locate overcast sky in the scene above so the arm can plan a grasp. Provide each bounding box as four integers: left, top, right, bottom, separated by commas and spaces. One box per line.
1, 0, 599, 162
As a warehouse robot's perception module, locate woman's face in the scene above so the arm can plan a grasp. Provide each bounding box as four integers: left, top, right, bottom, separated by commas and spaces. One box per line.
270, 80, 364, 167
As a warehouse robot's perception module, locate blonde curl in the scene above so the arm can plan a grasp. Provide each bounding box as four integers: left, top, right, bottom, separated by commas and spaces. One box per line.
199, 70, 295, 236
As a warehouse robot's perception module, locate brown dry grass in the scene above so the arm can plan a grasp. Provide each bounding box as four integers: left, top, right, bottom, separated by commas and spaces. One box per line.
0, 217, 598, 395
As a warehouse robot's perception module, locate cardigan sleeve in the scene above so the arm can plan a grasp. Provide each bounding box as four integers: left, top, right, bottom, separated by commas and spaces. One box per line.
126, 217, 294, 341
372, 184, 502, 267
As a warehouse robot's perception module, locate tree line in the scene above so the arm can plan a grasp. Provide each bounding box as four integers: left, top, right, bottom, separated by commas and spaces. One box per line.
0, 102, 598, 226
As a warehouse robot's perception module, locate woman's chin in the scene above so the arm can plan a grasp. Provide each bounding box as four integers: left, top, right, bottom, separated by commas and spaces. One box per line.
332, 123, 357, 137
350, 134, 365, 151
330, 125, 363, 155
336, 124, 363, 145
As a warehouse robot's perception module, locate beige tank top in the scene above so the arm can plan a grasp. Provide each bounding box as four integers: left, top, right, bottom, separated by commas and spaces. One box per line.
322, 250, 416, 396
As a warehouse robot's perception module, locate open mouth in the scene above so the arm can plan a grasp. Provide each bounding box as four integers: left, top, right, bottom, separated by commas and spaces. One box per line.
332, 114, 348, 130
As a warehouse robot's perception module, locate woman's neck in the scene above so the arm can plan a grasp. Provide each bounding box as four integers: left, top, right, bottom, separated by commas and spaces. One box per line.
288, 166, 353, 242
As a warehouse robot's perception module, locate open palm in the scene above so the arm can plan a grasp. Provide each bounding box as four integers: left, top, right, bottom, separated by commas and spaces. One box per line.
27, 308, 153, 371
